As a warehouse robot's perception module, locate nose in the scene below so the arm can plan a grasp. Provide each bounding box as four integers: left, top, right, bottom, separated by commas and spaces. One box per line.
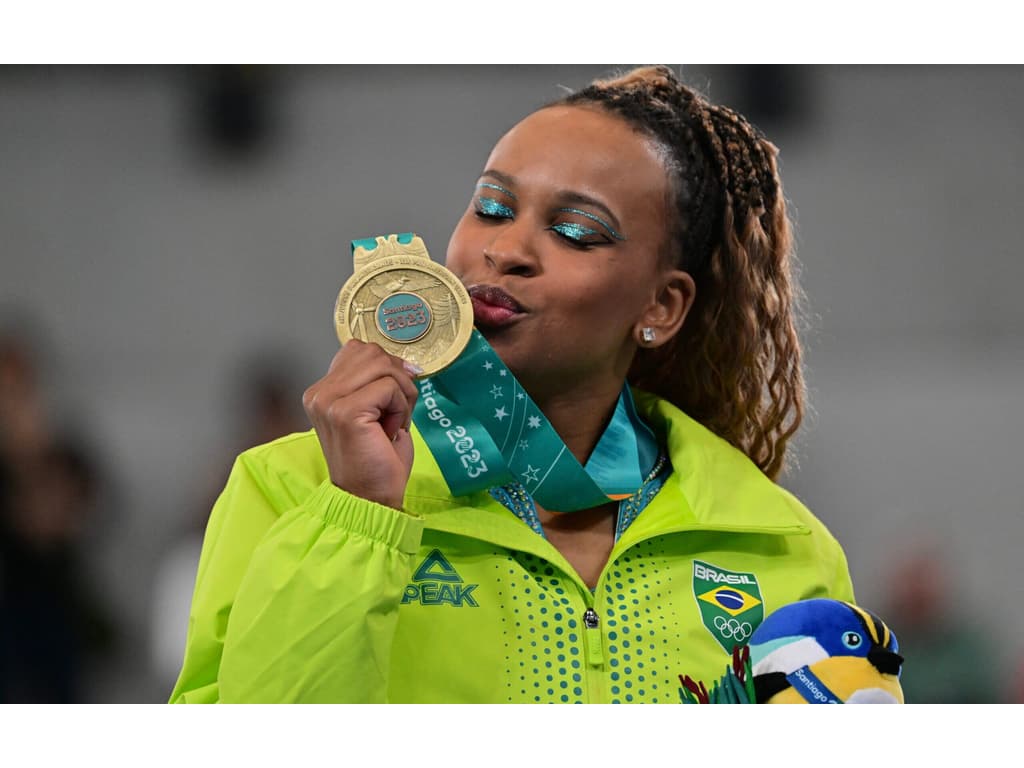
483, 222, 539, 277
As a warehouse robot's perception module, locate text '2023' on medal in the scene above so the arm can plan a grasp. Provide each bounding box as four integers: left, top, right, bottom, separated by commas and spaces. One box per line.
334, 233, 473, 378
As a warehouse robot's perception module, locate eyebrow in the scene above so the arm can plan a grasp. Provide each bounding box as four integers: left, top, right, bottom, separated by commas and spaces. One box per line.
479, 169, 627, 239
477, 181, 516, 199
556, 205, 626, 241
478, 171, 518, 199
556, 192, 624, 240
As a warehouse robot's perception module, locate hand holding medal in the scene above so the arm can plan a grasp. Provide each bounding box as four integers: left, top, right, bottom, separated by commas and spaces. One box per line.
302, 234, 470, 509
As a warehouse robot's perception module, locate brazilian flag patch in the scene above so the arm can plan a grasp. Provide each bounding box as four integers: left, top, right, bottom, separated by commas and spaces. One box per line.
692, 560, 764, 653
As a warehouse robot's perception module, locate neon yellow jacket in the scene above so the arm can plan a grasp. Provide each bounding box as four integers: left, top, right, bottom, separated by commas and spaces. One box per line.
170, 392, 854, 703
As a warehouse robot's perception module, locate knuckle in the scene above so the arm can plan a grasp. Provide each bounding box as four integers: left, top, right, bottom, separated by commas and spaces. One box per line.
401, 378, 419, 400
327, 347, 348, 372
366, 342, 389, 361
325, 398, 352, 424
301, 385, 318, 412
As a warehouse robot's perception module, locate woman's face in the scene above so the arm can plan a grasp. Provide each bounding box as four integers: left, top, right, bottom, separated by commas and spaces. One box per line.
446, 104, 676, 398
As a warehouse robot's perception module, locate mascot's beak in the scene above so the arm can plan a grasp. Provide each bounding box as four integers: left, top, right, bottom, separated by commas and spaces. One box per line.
867, 647, 904, 676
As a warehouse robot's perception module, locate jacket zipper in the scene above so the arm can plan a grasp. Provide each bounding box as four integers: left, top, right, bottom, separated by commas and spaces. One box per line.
582, 605, 605, 702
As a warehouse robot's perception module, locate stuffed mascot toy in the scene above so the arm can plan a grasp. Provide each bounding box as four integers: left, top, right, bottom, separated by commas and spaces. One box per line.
679, 599, 904, 704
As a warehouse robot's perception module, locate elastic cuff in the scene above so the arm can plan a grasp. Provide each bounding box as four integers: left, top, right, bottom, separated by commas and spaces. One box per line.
304, 480, 424, 555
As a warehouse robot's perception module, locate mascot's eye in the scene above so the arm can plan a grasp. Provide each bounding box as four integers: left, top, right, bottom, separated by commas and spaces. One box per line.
842, 632, 863, 650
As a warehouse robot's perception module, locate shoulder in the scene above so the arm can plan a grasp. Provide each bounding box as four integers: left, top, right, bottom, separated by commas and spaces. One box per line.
634, 389, 854, 599
633, 389, 835, 540
238, 428, 325, 469
228, 430, 330, 512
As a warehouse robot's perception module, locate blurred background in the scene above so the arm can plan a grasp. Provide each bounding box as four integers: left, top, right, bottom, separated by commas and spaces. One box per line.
0, 65, 1021, 703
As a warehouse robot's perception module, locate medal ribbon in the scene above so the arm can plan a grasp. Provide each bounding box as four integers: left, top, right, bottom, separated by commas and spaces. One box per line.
412, 329, 659, 512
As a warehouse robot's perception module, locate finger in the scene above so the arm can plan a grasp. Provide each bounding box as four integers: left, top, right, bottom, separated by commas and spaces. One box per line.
335, 339, 423, 386
326, 338, 375, 374
325, 338, 404, 375
392, 427, 415, 468
320, 375, 411, 438
379, 351, 422, 406
360, 376, 414, 440
312, 348, 402, 396
315, 345, 420, 407
304, 368, 408, 428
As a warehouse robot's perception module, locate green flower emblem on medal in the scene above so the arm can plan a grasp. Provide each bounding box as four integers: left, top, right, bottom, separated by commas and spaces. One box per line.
334, 233, 473, 377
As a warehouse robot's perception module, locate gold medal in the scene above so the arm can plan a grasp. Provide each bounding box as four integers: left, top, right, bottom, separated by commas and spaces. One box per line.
334, 233, 473, 377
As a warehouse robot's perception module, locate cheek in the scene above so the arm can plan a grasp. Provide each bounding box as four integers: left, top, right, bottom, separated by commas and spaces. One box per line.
584, 259, 652, 309
561, 266, 644, 330
444, 212, 477, 271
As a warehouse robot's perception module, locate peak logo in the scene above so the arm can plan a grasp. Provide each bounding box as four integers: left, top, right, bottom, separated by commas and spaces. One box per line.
402, 549, 479, 607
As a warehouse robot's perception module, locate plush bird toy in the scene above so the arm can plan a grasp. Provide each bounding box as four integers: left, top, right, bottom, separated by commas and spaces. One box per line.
679, 599, 904, 704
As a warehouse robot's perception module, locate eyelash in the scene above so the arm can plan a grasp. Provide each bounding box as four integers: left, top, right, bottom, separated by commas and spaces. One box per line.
549, 222, 606, 248
474, 197, 610, 248
475, 197, 514, 219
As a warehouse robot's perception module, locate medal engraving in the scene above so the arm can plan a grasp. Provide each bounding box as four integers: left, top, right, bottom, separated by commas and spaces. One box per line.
375, 291, 432, 343
335, 235, 473, 376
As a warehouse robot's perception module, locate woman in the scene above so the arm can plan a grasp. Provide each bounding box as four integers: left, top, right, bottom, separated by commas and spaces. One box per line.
170, 66, 854, 703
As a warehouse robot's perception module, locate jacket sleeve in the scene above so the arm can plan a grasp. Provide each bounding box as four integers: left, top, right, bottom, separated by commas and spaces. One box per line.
169, 450, 424, 703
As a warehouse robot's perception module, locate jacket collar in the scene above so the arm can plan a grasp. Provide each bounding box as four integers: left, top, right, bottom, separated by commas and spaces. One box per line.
630, 390, 810, 536
404, 390, 810, 547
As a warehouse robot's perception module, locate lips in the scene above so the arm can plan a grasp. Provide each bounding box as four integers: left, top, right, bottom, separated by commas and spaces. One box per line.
467, 284, 525, 328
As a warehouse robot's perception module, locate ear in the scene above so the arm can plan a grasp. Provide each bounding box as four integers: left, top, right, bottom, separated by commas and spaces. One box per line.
633, 269, 696, 349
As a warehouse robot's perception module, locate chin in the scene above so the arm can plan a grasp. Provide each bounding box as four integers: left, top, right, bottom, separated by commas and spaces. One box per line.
484, 336, 524, 374
474, 331, 532, 382
476, 323, 515, 354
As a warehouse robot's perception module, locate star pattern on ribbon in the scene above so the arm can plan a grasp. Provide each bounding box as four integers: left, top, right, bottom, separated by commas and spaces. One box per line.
417, 327, 656, 514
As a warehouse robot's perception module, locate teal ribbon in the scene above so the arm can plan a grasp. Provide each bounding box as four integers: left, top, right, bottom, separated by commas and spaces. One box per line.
413, 329, 658, 512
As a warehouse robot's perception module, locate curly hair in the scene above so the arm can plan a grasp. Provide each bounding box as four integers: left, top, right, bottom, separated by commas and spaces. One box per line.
558, 66, 805, 480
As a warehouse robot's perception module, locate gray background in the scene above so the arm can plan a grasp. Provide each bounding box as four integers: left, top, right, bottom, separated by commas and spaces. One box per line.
2, 65, 1021, 701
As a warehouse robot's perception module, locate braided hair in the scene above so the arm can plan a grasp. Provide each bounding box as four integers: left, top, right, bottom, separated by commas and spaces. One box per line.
558, 65, 805, 480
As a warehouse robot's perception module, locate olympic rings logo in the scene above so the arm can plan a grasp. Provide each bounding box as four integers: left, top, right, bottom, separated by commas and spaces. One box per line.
713, 615, 753, 641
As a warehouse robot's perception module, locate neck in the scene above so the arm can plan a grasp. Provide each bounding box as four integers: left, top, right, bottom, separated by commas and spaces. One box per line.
529, 380, 626, 467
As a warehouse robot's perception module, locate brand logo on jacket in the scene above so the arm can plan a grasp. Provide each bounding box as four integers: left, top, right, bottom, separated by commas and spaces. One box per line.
692, 560, 763, 652
402, 548, 480, 607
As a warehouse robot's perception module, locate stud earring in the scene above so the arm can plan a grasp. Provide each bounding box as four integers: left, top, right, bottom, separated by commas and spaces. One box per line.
641, 327, 656, 344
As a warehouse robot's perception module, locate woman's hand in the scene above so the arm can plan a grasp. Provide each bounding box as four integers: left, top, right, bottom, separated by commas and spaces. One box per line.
302, 340, 421, 510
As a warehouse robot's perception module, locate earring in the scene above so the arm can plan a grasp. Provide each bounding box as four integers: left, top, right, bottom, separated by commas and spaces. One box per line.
641, 327, 656, 344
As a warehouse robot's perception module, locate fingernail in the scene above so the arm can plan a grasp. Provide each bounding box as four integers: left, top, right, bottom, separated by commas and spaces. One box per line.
403, 361, 424, 376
